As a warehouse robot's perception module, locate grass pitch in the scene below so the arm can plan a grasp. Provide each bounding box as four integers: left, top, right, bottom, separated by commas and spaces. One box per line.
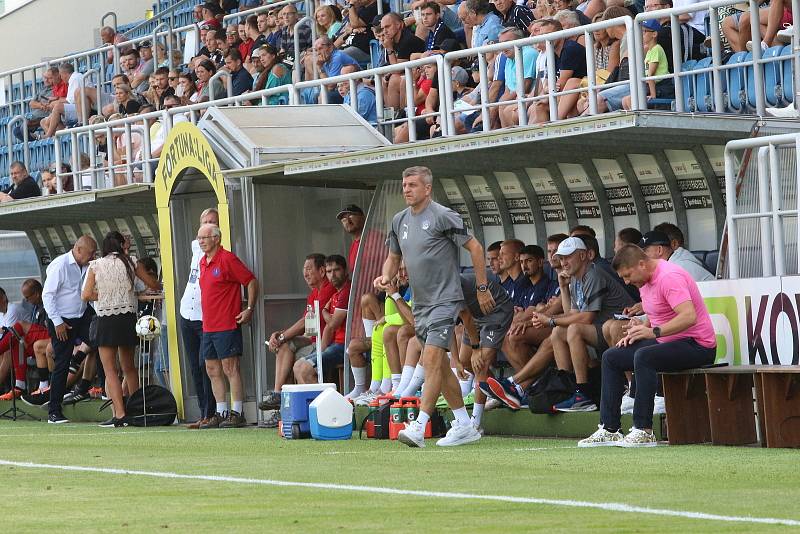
1, 421, 799, 533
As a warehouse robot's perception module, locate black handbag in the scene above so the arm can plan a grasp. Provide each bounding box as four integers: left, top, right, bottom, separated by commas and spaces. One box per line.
526, 366, 577, 414
88, 315, 100, 347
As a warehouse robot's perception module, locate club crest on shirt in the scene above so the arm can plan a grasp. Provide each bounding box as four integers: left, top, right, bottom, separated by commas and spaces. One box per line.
212, 267, 221, 277
422, 220, 430, 230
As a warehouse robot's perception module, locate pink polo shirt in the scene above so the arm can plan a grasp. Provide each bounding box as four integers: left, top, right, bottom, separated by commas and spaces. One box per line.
639, 260, 716, 348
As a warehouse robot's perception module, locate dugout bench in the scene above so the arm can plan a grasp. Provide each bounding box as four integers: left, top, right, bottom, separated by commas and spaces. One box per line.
661, 365, 800, 448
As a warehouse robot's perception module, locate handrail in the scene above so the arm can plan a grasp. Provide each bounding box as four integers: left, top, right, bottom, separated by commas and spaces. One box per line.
101, 11, 118, 33
221, 0, 303, 25
6, 115, 30, 172
151, 21, 175, 71
293, 16, 312, 83
123, 0, 197, 38
442, 16, 637, 135
208, 69, 234, 101
51, 83, 295, 190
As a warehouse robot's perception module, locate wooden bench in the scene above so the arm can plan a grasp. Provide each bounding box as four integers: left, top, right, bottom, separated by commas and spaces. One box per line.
756, 366, 800, 448
662, 365, 800, 448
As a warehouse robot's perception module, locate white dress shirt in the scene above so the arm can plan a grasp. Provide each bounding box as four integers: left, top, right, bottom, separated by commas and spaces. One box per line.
179, 240, 204, 321
42, 250, 88, 326
1, 301, 33, 328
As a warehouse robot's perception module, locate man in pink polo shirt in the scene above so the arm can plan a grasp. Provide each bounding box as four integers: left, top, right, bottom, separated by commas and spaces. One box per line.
197, 223, 259, 429
578, 244, 716, 448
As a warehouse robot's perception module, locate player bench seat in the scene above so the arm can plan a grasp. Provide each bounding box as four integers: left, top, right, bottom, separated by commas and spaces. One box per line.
662, 365, 800, 448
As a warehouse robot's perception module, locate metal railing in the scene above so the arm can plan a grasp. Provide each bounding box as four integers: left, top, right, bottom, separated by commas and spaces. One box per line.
123, 0, 200, 39
724, 133, 800, 279
442, 16, 637, 134
633, 0, 800, 115
50, 84, 295, 191
6, 115, 30, 171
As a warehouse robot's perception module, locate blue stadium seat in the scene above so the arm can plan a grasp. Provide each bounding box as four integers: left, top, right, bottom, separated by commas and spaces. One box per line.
693, 57, 715, 112
679, 59, 697, 112
725, 52, 748, 112
369, 39, 382, 70
781, 45, 794, 104
762, 46, 784, 107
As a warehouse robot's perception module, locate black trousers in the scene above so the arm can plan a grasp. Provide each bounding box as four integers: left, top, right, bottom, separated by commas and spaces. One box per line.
47, 308, 93, 417
180, 317, 216, 419
600, 337, 716, 431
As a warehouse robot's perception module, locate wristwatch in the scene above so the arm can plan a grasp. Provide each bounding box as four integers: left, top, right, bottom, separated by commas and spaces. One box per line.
278, 333, 285, 342
548, 317, 557, 328
477, 284, 488, 293
471, 343, 480, 350
246, 306, 253, 311
652, 326, 661, 338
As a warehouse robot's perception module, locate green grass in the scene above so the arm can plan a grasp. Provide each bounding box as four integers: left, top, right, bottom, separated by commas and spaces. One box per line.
1, 421, 799, 532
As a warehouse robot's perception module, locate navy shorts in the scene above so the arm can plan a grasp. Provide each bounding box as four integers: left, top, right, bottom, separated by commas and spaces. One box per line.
201, 328, 243, 360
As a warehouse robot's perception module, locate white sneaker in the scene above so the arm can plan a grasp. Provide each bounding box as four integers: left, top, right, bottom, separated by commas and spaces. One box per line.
436, 419, 482, 447
653, 395, 666, 415
620, 394, 635, 415
345, 387, 366, 401
470, 416, 484, 436
577, 424, 623, 447
777, 25, 794, 44
485, 398, 501, 411
354, 392, 378, 406
397, 419, 426, 448
619, 427, 658, 448
745, 40, 768, 53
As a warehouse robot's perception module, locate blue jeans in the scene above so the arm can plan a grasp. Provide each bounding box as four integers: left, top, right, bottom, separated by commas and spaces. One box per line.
180, 317, 216, 419
304, 343, 345, 371
600, 338, 716, 431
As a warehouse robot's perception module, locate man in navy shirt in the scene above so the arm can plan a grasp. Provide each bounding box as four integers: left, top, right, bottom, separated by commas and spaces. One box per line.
223, 49, 254, 96
497, 239, 529, 308
412, 2, 460, 59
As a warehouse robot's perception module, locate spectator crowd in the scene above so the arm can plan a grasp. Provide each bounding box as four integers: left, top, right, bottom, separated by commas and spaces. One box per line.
5, 0, 794, 193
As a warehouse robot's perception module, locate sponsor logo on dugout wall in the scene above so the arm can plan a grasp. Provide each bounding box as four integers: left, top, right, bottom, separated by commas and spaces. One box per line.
701, 277, 800, 366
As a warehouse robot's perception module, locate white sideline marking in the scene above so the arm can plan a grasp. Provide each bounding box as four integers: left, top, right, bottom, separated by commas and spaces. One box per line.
0, 459, 798, 527
0, 430, 171, 438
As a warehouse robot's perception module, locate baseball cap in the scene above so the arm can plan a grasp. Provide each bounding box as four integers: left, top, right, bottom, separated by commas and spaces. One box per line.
555, 236, 587, 256
451, 66, 469, 85
642, 19, 662, 32
336, 204, 364, 220
642, 231, 671, 247
138, 40, 152, 49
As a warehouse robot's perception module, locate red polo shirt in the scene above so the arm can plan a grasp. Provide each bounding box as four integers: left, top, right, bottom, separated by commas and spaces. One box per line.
199, 246, 256, 333
305, 278, 336, 342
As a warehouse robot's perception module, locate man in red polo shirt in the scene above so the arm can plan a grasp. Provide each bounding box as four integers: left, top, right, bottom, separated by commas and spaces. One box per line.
196, 223, 259, 429
293, 255, 351, 384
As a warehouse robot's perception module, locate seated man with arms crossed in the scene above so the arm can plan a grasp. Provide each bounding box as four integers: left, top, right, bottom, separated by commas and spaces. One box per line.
579, 244, 716, 447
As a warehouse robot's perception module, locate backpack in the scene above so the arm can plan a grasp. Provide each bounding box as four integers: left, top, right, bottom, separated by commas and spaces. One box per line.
526, 366, 576, 414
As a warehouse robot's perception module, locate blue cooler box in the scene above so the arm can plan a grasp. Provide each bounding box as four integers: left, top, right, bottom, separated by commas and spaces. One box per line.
309, 388, 353, 440
280, 383, 336, 439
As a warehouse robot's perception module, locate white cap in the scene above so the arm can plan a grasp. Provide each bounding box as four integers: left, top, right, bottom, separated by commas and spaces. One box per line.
555, 236, 587, 257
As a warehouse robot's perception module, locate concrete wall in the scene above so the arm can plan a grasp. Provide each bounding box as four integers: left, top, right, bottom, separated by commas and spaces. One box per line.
0, 0, 153, 72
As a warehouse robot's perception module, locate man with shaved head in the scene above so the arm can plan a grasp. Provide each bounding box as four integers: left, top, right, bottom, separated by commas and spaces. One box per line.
100, 26, 132, 65
43, 235, 97, 424
196, 222, 259, 429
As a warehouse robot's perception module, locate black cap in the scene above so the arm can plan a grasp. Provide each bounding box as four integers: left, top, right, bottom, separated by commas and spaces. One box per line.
371, 14, 383, 27
642, 231, 671, 247
337, 204, 364, 220
138, 40, 152, 49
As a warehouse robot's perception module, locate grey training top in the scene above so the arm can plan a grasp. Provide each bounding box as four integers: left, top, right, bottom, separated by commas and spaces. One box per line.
387, 200, 472, 307
569, 262, 634, 324
459, 271, 511, 319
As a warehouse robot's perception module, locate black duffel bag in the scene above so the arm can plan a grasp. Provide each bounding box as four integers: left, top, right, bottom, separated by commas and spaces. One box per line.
526, 366, 576, 414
